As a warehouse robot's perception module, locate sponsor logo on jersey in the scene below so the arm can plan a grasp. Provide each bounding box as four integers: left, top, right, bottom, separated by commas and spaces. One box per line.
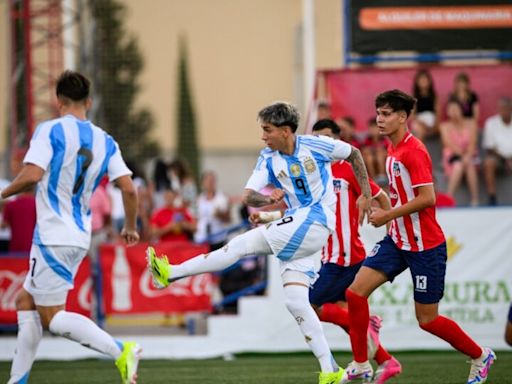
276, 170, 287, 179
304, 157, 316, 174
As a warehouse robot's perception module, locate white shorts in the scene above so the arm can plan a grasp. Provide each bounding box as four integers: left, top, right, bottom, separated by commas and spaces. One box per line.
416, 111, 436, 129
23, 244, 87, 306
261, 208, 330, 262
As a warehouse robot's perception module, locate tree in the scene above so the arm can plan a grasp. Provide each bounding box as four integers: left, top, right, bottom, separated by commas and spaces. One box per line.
89, 0, 158, 163
176, 37, 200, 184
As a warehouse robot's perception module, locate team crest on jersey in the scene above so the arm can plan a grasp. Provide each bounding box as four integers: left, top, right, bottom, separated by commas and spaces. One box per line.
393, 162, 401, 177
333, 179, 342, 193
303, 157, 316, 174
290, 163, 301, 177
368, 244, 380, 257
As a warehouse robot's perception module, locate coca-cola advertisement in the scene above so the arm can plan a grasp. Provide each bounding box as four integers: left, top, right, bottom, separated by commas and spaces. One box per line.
100, 242, 213, 315
0, 255, 91, 325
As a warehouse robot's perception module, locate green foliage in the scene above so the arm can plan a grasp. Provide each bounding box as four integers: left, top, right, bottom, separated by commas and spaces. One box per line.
90, 0, 158, 162
176, 37, 200, 184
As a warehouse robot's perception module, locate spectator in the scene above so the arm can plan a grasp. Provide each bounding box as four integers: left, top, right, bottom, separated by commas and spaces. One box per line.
194, 171, 231, 251
449, 72, 480, 123
151, 158, 172, 210
337, 116, 362, 148
482, 96, 512, 206
126, 160, 152, 240
440, 100, 480, 206
1, 187, 36, 253
361, 117, 388, 185
411, 68, 440, 140
149, 188, 196, 243
169, 157, 198, 213
316, 99, 332, 120
0, 178, 11, 252
89, 177, 112, 264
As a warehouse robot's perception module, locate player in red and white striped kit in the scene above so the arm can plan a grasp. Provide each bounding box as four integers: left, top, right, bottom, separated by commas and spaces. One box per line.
342, 90, 495, 384
309, 119, 401, 384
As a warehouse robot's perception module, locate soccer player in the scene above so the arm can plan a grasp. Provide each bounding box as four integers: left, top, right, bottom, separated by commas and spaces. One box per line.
1, 70, 141, 384
308, 119, 401, 384
341, 90, 495, 384
148, 101, 372, 384
506, 303, 512, 346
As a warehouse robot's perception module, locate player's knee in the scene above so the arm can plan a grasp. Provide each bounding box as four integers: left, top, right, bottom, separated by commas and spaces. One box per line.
39, 307, 64, 330
15, 289, 35, 311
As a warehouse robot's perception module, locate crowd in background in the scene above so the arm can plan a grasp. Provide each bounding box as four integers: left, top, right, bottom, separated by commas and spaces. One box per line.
316, 69, 512, 208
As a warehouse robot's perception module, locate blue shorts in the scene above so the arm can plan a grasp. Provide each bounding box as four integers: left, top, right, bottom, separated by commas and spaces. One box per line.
309, 261, 363, 306
363, 235, 447, 304
508, 303, 512, 323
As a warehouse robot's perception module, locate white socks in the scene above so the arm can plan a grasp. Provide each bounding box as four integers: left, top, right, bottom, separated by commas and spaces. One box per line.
8, 311, 43, 384
171, 227, 271, 279
49, 311, 122, 359
283, 284, 337, 373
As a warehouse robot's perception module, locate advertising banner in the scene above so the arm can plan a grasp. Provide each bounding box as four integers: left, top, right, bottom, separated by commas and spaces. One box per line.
99, 242, 213, 315
349, 0, 512, 54
0, 256, 91, 325
322, 64, 512, 132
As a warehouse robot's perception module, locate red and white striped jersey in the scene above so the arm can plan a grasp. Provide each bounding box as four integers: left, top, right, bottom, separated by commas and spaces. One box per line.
386, 132, 445, 251
321, 160, 382, 266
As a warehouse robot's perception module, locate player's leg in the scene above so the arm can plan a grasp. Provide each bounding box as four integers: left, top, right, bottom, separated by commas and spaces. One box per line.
408, 242, 495, 383
7, 288, 42, 384
29, 245, 141, 383
505, 303, 512, 346
343, 237, 406, 383
148, 226, 272, 288
483, 153, 498, 204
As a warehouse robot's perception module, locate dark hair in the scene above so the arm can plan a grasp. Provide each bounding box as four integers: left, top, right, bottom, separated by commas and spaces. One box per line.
367, 117, 377, 126
455, 72, 470, 84
169, 157, 192, 181
312, 119, 340, 136
153, 159, 171, 191
413, 69, 436, 100
375, 89, 416, 117
257, 102, 300, 133
339, 116, 355, 127
56, 70, 90, 102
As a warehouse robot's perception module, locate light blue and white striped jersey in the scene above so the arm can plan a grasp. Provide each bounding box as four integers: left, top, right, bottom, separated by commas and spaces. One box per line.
245, 134, 352, 231
24, 114, 132, 249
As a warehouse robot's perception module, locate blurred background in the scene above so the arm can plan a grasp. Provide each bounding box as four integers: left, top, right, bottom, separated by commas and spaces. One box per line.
0, 0, 511, 361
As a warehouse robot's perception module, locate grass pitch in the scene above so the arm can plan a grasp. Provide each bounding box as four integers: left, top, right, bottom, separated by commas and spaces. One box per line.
0, 351, 510, 383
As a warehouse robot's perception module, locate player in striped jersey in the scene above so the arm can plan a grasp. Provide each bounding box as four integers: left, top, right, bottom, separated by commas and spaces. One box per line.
1, 71, 141, 384
341, 90, 495, 384
148, 101, 372, 384
308, 119, 401, 384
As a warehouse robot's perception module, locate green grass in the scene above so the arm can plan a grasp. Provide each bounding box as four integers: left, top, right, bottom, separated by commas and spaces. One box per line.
0, 351, 510, 383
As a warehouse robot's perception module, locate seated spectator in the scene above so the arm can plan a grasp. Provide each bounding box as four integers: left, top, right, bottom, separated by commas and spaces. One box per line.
411, 68, 440, 140
149, 188, 196, 243
449, 72, 480, 124
336, 116, 362, 148
194, 170, 231, 251
169, 157, 198, 214
482, 96, 512, 205
361, 117, 388, 185
440, 100, 480, 206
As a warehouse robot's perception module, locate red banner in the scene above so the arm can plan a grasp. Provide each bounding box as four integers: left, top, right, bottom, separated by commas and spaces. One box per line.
322, 64, 512, 132
0, 256, 91, 324
100, 242, 213, 315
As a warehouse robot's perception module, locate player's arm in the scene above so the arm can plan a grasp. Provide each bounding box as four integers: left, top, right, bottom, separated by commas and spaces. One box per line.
0, 163, 44, 200
114, 174, 139, 246
373, 189, 392, 231
369, 184, 436, 228
346, 146, 372, 224
242, 188, 285, 208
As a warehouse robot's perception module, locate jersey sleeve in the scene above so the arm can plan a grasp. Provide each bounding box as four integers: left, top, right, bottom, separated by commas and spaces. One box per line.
404, 149, 433, 187
23, 123, 53, 171
303, 135, 352, 161
369, 178, 382, 197
107, 142, 132, 182
245, 154, 271, 191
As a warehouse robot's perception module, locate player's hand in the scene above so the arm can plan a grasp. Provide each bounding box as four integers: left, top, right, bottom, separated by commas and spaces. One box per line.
356, 194, 372, 225
249, 212, 262, 225
120, 228, 140, 246
268, 188, 285, 204
369, 206, 390, 228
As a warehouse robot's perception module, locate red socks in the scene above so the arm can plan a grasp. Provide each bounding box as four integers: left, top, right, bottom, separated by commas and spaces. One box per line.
319, 303, 350, 332
346, 289, 370, 362
419, 315, 482, 359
